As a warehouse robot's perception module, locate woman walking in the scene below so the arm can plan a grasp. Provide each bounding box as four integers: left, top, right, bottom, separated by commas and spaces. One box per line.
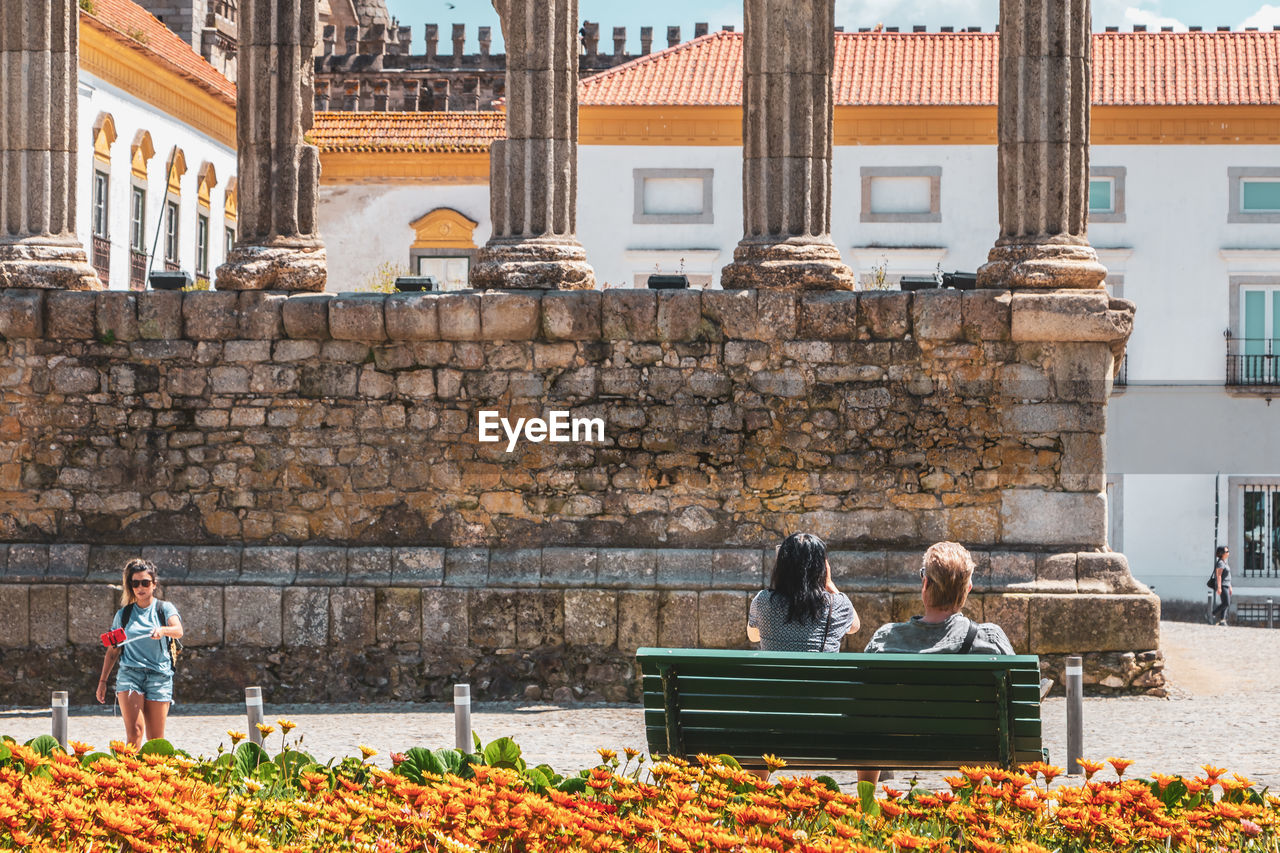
1211, 545, 1232, 626
747, 533, 860, 652
96, 558, 183, 746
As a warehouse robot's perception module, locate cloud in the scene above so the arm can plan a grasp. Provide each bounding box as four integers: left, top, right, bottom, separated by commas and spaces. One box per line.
1094, 0, 1187, 29
834, 0, 997, 30
1241, 4, 1280, 27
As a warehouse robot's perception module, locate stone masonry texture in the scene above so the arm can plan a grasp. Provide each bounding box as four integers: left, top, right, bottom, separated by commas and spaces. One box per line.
0, 286, 1157, 702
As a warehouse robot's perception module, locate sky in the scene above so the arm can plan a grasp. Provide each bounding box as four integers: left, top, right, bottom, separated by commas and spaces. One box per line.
385, 0, 1280, 53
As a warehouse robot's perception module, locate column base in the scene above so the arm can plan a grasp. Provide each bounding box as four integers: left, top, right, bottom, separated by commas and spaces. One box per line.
472, 238, 595, 291
720, 240, 856, 291
216, 244, 327, 292
0, 242, 100, 291
978, 242, 1107, 290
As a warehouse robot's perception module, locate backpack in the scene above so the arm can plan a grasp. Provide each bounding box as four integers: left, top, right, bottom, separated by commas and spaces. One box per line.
121, 600, 182, 669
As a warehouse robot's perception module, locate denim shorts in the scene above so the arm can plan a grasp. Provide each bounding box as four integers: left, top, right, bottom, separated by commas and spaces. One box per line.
115, 665, 174, 703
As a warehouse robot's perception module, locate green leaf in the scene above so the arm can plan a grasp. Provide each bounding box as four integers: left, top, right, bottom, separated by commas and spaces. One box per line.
556, 776, 588, 794
534, 764, 562, 785
274, 749, 314, 783
396, 747, 448, 784
253, 761, 279, 784
857, 780, 881, 817
523, 766, 553, 792
140, 738, 175, 757
81, 752, 111, 767
434, 748, 467, 777
482, 736, 524, 770
234, 741, 270, 780
715, 754, 743, 770
473, 731, 484, 752
815, 775, 842, 793
25, 735, 63, 757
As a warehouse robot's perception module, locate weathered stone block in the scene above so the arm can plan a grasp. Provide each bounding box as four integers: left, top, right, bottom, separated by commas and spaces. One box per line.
238, 292, 286, 339
698, 289, 755, 340
0, 290, 44, 338
564, 589, 617, 646
658, 590, 698, 647
841, 592, 890, 652
798, 291, 858, 339
756, 291, 798, 341
347, 547, 392, 585
189, 546, 242, 584
376, 587, 422, 643
28, 585, 67, 647
331, 588, 376, 647
240, 547, 297, 585
542, 291, 602, 341
656, 549, 712, 589
330, 296, 387, 341
183, 291, 240, 340
68, 585, 116, 645
300, 363, 359, 398
488, 549, 541, 588
1050, 343, 1113, 403
5, 544, 48, 582
860, 292, 911, 339
47, 544, 88, 582
436, 293, 481, 341
444, 548, 488, 587
515, 590, 563, 646
88, 545, 136, 582
1010, 291, 1129, 343
617, 591, 659, 652
0, 585, 29, 647
980, 594, 1030, 653
223, 341, 272, 363
284, 587, 329, 646
45, 292, 97, 340
470, 589, 516, 647
698, 591, 748, 649
480, 291, 540, 340
225, 586, 282, 647
912, 289, 962, 341
998, 363, 1051, 400
542, 547, 597, 587
1061, 432, 1105, 492
281, 294, 333, 339
601, 289, 658, 340
136, 291, 183, 339
296, 547, 347, 584
392, 547, 445, 586
164, 585, 223, 645
97, 292, 139, 341
140, 546, 190, 581
1029, 593, 1160, 654
656, 290, 701, 341
1078, 552, 1147, 594
598, 548, 655, 588
1002, 403, 1103, 434
385, 294, 440, 340
961, 290, 1012, 342
1001, 490, 1106, 547
1036, 553, 1078, 592
52, 363, 101, 394
983, 551, 1036, 591
422, 589, 468, 647
712, 549, 764, 590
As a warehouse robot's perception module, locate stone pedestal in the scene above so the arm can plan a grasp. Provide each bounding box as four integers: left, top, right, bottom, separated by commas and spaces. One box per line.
472, 0, 594, 291
0, 0, 99, 291
978, 0, 1106, 290
215, 0, 327, 292
721, 0, 854, 292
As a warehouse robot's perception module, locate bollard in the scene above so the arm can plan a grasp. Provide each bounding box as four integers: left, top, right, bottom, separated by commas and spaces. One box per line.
1066, 656, 1083, 774
454, 684, 472, 753
246, 686, 265, 746
51, 691, 68, 751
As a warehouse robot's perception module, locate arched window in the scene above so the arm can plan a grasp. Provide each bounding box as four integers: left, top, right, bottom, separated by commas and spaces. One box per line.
90, 114, 117, 285
409, 208, 479, 290
196, 163, 218, 283
223, 176, 238, 258
163, 148, 188, 272
129, 131, 156, 289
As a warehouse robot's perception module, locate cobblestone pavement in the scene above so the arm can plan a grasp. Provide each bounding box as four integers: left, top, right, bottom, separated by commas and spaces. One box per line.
4, 621, 1277, 790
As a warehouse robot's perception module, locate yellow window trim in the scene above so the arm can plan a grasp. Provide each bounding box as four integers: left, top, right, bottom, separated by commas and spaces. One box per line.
92, 112, 117, 164
410, 208, 480, 250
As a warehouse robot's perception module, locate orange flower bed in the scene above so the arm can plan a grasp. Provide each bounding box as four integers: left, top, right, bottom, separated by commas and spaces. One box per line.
1, 736, 1276, 852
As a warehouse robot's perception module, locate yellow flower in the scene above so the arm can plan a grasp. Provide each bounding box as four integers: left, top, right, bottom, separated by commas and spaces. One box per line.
762, 754, 787, 772
255, 724, 275, 738
227, 730, 247, 745
359, 745, 377, 760
277, 719, 297, 734
597, 748, 618, 764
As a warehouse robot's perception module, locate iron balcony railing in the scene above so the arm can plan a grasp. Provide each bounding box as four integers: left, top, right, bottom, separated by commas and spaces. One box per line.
1226, 339, 1280, 387
129, 250, 147, 290
91, 235, 110, 285
1114, 354, 1128, 388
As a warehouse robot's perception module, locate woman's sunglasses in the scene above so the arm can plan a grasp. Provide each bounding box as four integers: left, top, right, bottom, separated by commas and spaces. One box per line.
130, 578, 154, 589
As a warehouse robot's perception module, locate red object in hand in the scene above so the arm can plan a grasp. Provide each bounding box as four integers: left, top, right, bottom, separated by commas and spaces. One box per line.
100, 628, 127, 648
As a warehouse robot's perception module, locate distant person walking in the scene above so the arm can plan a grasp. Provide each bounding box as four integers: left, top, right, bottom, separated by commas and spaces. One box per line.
747, 533, 860, 652
96, 559, 183, 747
1210, 545, 1232, 626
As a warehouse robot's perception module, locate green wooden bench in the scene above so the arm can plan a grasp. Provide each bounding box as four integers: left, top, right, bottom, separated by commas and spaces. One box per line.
637, 647, 1046, 771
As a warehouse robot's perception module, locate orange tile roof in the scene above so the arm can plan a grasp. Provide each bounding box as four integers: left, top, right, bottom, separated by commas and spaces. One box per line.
580, 29, 1280, 107
311, 111, 507, 152
80, 0, 236, 106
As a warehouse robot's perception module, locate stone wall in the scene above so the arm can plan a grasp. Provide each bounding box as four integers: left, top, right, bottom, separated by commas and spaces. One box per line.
0, 286, 1162, 702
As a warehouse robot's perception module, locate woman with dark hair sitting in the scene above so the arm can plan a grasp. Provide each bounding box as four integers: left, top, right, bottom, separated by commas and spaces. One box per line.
747, 533, 860, 651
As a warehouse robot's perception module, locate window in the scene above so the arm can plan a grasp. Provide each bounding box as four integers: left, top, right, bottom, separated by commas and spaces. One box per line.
1237, 481, 1280, 579
164, 201, 180, 265
225, 226, 235, 253
416, 256, 470, 290
196, 214, 210, 276
1089, 179, 1113, 213
860, 167, 942, 223
632, 169, 714, 224
1227, 279, 1280, 387
1087, 167, 1126, 222
1229, 168, 1280, 223
130, 187, 147, 253
92, 172, 110, 238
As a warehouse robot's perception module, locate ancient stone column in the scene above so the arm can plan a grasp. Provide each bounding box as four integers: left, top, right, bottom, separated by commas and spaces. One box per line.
216, 0, 327, 292
472, 0, 594, 291
977, 0, 1107, 289
0, 0, 99, 290
720, 0, 854, 292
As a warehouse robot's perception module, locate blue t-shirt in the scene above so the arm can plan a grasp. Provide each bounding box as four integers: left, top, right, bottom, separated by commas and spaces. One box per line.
111, 600, 180, 674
